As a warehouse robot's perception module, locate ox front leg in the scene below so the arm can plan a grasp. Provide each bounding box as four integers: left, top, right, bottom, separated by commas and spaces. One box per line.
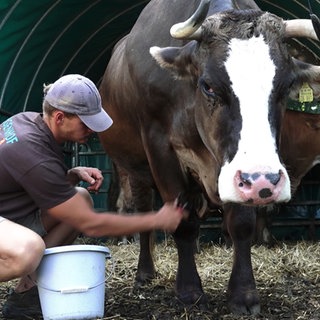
173, 213, 207, 307
223, 203, 260, 315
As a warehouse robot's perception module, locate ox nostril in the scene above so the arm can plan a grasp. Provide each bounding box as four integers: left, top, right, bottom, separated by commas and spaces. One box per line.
265, 171, 281, 185
239, 172, 252, 187
239, 172, 261, 187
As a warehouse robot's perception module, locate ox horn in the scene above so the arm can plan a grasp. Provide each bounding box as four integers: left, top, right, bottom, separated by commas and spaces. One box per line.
285, 19, 319, 41
170, 0, 211, 39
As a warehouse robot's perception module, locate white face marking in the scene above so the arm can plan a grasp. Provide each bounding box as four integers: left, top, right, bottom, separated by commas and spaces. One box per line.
227, 36, 276, 159
218, 35, 290, 203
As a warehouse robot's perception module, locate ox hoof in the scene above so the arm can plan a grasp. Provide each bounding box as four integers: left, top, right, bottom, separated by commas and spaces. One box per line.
227, 291, 260, 315
176, 291, 208, 310
133, 271, 157, 290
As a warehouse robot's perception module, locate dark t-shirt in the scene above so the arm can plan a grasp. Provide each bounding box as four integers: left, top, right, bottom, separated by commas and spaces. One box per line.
0, 112, 76, 220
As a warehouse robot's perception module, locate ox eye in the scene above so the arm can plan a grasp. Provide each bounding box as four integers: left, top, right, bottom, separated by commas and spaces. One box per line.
198, 78, 215, 99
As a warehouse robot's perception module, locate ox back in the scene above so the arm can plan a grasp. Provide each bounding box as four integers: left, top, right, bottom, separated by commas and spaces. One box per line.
99, 0, 320, 315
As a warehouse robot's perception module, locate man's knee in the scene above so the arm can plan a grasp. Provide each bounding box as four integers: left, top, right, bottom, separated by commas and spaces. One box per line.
76, 186, 94, 207
0, 230, 45, 281
13, 233, 45, 276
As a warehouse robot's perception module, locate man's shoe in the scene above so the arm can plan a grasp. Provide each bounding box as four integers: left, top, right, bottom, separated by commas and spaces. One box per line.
2, 286, 42, 319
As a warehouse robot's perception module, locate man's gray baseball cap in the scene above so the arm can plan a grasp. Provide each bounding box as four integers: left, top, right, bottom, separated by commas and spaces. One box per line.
44, 74, 113, 132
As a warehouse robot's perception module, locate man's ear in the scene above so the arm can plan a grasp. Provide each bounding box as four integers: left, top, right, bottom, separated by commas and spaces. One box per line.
54, 110, 65, 125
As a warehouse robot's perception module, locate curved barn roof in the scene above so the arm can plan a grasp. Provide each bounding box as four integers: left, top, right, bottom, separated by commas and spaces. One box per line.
0, 0, 319, 120
0, 0, 148, 120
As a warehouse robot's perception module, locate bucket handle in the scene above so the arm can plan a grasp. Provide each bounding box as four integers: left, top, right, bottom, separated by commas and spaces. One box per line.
32, 254, 114, 294
36, 281, 104, 294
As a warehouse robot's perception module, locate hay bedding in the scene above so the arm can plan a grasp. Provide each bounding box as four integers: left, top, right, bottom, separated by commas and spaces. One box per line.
0, 239, 319, 320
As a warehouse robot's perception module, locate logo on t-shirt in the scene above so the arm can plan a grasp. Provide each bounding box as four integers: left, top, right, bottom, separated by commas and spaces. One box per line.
1, 118, 18, 144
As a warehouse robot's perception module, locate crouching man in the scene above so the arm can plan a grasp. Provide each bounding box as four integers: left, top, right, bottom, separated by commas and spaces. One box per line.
0, 74, 186, 318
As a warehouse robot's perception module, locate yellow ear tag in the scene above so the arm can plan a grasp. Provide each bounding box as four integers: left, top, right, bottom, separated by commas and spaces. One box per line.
299, 82, 314, 103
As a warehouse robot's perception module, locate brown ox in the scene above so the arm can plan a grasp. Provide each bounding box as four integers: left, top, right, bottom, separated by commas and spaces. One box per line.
252, 109, 320, 245
99, 0, 320, 315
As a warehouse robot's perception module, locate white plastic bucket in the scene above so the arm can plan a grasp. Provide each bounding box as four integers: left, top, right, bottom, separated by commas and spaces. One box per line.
36, 244, 111, 320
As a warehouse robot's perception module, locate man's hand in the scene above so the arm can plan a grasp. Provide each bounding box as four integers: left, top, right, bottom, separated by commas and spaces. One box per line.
67, 166, 104, 192
155, 202, 189, 232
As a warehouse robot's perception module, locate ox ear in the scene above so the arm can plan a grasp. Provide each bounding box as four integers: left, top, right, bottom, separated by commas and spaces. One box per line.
149, 42, 197, 79
288, 58, 320, 102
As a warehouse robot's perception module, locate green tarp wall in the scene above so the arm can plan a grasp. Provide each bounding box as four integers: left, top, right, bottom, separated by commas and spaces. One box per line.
0, 0, 149, 121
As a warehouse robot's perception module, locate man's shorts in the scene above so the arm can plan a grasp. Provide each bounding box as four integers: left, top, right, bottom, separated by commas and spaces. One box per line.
0, 210, 47, 237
